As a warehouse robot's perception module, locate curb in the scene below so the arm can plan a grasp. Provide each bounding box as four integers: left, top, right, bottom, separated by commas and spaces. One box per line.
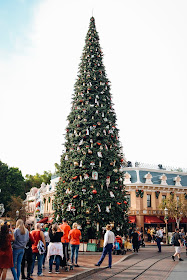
63, 253, 134, 280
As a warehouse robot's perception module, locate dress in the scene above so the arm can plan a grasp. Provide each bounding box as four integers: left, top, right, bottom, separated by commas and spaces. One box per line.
0, 234, 13, 268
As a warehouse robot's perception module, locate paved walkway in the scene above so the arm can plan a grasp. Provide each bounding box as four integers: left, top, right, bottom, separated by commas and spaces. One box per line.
82, 246, 178, 280
5, 246, 187, 280
166, 255, 187, 280
6, 252, 128, 280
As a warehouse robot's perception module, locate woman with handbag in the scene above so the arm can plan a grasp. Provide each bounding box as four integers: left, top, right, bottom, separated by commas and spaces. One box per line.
30, 223, 46, 277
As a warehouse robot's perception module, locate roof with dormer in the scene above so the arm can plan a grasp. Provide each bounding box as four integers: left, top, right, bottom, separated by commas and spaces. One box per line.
123, 167, 187, 187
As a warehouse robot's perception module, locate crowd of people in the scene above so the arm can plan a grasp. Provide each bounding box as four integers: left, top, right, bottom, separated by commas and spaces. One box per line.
0, 219, 187, 280
0, 218, 81, 280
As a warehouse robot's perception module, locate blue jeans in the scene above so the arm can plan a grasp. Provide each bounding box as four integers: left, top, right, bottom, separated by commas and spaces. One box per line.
49, 255, 61, 271
63, 242, 70, 263
43, 242, 49, 265
97, 243, 113, 268
70, 244, 79, 265
157, 237, 162, 252
31, 253, 44, 276
11, 248, 25, 280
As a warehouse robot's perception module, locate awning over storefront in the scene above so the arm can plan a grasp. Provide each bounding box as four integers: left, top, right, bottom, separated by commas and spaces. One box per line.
181, 217, 187, 223
144, 216, 163, 224
128, 215, 136, 223
38, 217, 48, 223
160, 216, 175, 223
167, 217, 175, 223
36, 201, 40, 207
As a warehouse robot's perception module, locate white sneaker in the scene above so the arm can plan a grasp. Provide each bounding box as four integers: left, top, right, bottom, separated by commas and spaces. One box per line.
38, 273, 44, 276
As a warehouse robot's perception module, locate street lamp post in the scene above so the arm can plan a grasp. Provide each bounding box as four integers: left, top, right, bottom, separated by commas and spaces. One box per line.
16, 210, 19, 221
0, 189, 5, 218
164, 207, 168, 245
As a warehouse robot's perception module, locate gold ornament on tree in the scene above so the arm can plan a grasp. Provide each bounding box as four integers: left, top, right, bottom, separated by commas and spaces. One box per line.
97, 222, 100, 231
97, 204, 101, 212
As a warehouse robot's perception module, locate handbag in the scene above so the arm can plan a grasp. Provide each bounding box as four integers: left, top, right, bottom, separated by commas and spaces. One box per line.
37, 240, 45, 254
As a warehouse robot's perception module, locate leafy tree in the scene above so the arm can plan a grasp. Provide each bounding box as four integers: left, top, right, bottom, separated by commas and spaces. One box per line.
54, 162, 61, 175
54, 17, 128, 240
0, 161, 25, 214
24, 170, 53, 192
7, 196, 26, 221
160, 193, 187, 228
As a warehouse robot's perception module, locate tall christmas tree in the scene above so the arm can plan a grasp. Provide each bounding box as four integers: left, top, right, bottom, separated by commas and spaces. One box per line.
54, 17, 128, 240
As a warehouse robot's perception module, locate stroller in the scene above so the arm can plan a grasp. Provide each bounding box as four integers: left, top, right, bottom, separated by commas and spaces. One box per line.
140, 237, 145, 247
139, 234, 145, 248
113, 235, 126, 255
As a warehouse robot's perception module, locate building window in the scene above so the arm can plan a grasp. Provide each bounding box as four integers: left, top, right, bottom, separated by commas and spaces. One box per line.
126, 194, 131, 207
162, 195, 166, 201
147, 194, 151, 207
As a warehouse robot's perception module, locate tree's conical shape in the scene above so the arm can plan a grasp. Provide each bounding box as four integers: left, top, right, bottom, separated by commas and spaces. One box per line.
54, 17, 128, 240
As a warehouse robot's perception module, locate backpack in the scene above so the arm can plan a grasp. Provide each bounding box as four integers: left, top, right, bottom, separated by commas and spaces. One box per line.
171, 234, 175, 245
37, 240, 45, 254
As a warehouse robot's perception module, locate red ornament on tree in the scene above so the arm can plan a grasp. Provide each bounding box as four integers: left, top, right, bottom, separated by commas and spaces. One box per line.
124, 201, 127, 204
117, 202, 122, 205
73, 194, 78, 199
72, 176, 78, 180
92, 189, 97, 194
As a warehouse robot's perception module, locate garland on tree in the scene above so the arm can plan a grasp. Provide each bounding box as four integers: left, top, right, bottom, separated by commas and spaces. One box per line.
54, 17, 128, 240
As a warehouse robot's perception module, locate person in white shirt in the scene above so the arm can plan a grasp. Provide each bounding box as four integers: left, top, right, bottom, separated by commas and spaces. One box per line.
95, 224, 115, 268
156, 226, 163, 252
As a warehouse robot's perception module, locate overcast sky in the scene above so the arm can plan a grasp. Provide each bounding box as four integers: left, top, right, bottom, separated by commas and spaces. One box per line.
0, 0, 187, 176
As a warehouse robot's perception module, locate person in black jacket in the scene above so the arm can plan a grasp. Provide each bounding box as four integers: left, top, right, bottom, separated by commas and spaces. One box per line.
21, 224, 35, 280
131, 228, 139, 253
48, 224, 63, 273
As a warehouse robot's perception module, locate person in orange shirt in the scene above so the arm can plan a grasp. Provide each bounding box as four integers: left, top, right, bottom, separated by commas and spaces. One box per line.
30, 223, 46, 277
68, 223, 81, 267
59, 218, 71, 264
